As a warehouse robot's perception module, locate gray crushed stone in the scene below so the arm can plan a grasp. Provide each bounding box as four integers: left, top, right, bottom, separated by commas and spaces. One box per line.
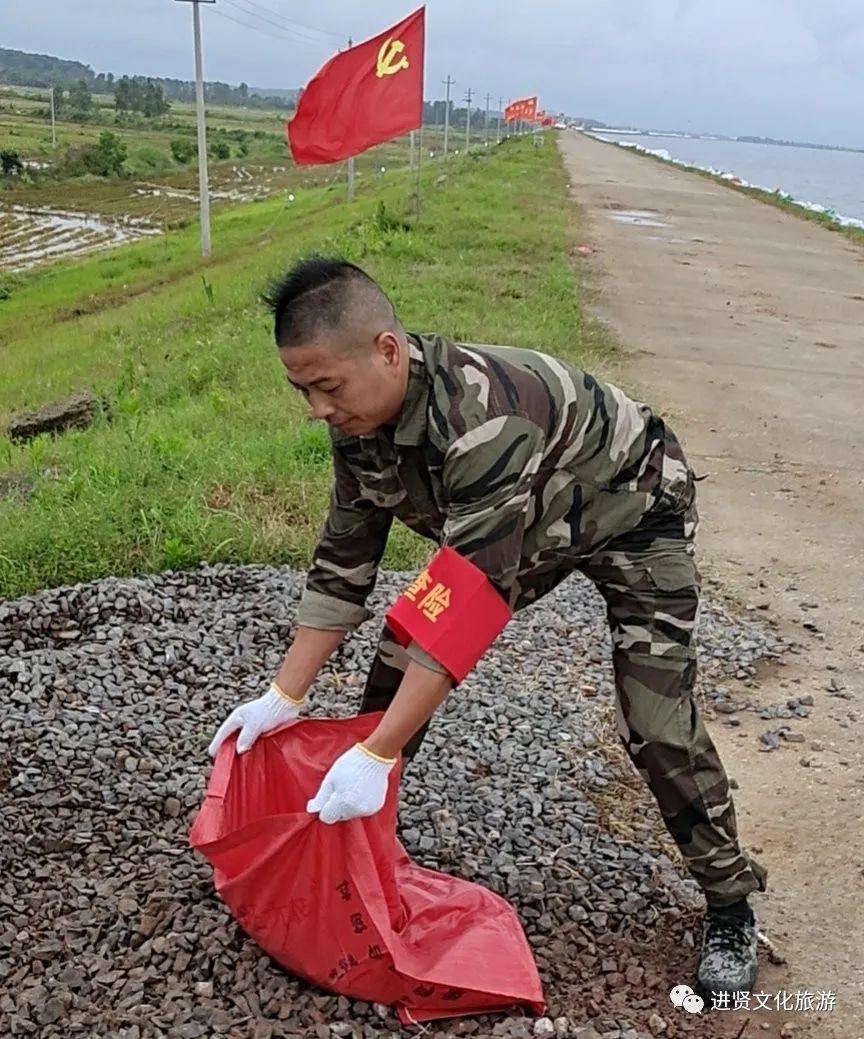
0, 564, 789, 1038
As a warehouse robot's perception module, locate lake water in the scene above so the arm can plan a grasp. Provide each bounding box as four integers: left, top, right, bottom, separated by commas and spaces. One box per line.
589, 131, 864, 226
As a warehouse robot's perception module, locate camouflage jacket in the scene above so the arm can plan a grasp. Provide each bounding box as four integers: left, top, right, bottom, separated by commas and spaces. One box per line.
296, 332, 694, 671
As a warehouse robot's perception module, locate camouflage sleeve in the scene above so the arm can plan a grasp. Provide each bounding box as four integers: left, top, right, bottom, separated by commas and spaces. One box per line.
438, 414, 546, 611
295, 441, 393, 631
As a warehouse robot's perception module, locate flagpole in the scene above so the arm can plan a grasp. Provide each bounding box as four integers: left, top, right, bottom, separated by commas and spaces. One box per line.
413, 121, 423, 215
413, 36, 425, 214
342, 35, 356, 200
409, 129, 415, 172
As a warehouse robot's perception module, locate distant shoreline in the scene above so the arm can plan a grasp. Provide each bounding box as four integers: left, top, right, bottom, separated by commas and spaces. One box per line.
585, 131, 864, 243
587, 128, 864, 157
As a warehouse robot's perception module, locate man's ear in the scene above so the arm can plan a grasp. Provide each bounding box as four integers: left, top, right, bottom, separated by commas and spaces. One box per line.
374, 330, 401, 366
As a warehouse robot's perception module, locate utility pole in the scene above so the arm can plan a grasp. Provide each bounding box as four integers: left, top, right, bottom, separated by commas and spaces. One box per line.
175, 0, 215, 258
442, 75, 454, 159
50, 86, 57, 149
497, 96, 504, 143
484, 92, 490, 146
464, 87, 472, 153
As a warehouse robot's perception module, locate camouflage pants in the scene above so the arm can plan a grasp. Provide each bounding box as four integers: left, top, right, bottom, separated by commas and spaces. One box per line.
358, 495, 768, 908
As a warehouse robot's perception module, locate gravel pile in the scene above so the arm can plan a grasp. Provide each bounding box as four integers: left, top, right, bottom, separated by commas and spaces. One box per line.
0, 564, 787, 1039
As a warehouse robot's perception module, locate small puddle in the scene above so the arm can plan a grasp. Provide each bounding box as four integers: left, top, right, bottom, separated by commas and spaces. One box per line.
606, 209, 670, 228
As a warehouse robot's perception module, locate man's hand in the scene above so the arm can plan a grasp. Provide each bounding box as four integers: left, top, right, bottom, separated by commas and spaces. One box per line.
306, 743, 396, 824
208, 683, 304, 758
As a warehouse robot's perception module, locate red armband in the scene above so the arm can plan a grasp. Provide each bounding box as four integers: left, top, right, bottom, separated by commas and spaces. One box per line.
385, 547, 513, 683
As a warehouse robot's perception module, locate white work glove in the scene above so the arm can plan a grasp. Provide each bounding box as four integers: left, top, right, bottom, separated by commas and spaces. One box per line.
307, 743, 396, 824
208, 682, 304, 758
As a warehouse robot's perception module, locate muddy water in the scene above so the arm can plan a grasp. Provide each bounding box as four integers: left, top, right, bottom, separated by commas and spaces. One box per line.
0, 203, 162, 271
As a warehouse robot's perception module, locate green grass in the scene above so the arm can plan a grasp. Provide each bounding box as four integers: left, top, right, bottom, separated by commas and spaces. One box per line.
0, 86, 444, 169
0, 134, 614, 598
0, 91, 452, 241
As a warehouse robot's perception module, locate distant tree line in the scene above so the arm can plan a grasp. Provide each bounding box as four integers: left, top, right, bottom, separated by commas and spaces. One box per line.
158, 78, 294, 110
38, 77, 167, 120
0, 47, 295, 112
423, 100, 502, 132
737, 134, 863, 154
0, 47, 91, 86
114, 77, 170, 117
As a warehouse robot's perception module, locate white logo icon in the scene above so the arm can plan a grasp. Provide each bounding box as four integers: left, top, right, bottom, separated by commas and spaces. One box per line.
682, 993, 704, 1014
669, 984, 704, 1014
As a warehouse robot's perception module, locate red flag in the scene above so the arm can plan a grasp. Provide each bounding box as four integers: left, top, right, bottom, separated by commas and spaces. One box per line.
287, 7, 425, 165
504, 96, 537, 124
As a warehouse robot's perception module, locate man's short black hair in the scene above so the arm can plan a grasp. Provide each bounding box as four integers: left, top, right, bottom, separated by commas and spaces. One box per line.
261, 256, 397, 349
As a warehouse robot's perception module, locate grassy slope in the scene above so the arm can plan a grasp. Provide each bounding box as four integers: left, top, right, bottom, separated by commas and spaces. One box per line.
0, 135, 613, 598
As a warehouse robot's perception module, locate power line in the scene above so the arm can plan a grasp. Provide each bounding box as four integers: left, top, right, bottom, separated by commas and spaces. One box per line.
222, 0, 344, 41
217, 0, 334, 45
219, 0, 339, 43
209, 6, 326, 48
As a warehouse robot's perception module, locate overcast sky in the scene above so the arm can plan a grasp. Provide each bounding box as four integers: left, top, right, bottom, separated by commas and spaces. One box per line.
5, 0, 863, 148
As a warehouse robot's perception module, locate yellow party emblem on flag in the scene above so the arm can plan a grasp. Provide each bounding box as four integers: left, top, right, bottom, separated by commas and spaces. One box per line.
376, 37, 410, 78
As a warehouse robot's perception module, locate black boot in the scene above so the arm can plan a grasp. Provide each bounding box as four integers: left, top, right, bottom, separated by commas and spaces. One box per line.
696, 898, 758, 998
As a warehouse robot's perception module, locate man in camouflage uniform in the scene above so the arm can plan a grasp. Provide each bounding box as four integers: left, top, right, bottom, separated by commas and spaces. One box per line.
210, 258, 768, 997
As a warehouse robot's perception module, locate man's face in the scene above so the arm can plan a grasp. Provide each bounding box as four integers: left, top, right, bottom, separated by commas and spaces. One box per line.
279, 331, 406, 437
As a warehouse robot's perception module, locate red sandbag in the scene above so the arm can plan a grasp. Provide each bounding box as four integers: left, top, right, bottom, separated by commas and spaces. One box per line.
189, 713, 545, 1025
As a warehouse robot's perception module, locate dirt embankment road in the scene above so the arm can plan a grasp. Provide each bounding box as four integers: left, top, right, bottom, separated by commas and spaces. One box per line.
558, 131, 864, 1039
